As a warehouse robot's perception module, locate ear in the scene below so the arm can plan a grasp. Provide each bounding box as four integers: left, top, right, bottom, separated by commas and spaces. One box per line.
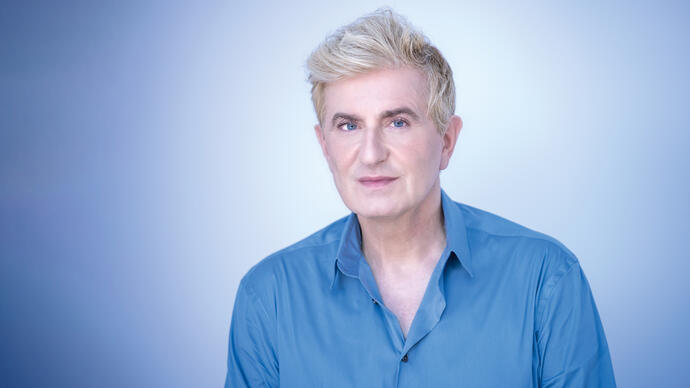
314, 124, 332, 166
439, 115, 463, 171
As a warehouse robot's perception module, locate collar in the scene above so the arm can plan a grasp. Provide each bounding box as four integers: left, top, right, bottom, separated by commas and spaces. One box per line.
329, 188, 475, 289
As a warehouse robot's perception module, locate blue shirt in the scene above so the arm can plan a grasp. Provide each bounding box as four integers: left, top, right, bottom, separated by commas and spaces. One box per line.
225, 189, 616, 387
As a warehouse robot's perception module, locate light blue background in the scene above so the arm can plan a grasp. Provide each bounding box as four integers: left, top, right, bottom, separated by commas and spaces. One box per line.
1, 1, 688, 387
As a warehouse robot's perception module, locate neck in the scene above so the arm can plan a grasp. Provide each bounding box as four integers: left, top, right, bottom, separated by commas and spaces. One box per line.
358, 183, 446, 274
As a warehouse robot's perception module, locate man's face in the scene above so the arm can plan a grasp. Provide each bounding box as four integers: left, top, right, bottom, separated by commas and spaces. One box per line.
314, 67, 461, 220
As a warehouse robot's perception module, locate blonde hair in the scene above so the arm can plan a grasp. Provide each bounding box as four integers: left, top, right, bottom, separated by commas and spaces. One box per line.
306, 8, 456, 135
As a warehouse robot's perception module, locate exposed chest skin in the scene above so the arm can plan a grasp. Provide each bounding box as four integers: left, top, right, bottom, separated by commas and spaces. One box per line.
371, 257, 438, 338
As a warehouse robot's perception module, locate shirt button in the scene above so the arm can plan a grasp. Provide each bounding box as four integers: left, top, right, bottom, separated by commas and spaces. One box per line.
371, 298, 378, 305
401, 354, 408, 363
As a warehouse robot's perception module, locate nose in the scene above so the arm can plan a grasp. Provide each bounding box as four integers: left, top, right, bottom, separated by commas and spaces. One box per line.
358, 127, 388, 166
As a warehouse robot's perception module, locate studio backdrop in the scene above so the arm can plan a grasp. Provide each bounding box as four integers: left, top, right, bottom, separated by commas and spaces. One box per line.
1, 1, 688, 387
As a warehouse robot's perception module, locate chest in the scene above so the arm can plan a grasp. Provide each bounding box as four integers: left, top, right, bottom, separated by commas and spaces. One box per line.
375, 267, 435, 337
276, 264, 538, 388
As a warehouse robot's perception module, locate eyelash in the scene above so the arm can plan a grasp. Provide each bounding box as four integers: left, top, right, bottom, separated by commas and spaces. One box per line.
336, 118, 410, 131
337, 121, 359, 131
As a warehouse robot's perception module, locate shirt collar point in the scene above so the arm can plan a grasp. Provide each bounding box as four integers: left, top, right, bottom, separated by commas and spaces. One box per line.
328, 257, 338, 290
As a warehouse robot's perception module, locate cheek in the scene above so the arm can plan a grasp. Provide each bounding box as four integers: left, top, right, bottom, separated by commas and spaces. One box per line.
404, 139, 442, 175
325, 141, 353, 177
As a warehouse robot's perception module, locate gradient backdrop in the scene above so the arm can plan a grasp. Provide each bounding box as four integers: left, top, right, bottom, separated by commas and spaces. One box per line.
1, 1, 689, 387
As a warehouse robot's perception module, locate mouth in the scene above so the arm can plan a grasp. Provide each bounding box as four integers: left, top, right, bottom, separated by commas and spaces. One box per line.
358, 176, 398, 189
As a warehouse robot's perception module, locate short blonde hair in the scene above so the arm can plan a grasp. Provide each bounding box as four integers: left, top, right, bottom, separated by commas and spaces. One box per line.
306, 8, 456, 135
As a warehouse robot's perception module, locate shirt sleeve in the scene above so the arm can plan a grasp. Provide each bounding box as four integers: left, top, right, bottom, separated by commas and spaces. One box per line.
536, 260, 617, 387
225, 278, 279, 388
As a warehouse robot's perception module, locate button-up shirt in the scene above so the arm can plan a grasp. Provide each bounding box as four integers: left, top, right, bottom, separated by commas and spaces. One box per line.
225, 189, 616, 387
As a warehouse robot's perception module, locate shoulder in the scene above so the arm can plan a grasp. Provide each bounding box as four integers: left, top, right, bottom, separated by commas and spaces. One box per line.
238, 214, 350, 297
458, 202, 572, 252
456, 201, 579, 289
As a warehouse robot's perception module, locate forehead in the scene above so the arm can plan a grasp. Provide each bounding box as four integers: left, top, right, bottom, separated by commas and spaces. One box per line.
322, 67, 429, 120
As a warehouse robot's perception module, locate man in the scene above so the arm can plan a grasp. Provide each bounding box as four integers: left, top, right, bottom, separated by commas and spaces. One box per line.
226, 8, 616, 387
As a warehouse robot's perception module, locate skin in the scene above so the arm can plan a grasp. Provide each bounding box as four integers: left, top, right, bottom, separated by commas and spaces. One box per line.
314, 66, 463, 337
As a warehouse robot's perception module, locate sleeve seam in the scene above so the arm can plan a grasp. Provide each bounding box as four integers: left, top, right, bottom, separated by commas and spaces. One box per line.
543, 261, 579, 300
236, 280, 276, 387
537, 260, 580, 335
242, 280, 273, 325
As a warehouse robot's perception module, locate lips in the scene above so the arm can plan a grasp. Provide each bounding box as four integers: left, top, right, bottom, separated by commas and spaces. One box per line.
358, 176, 398, 188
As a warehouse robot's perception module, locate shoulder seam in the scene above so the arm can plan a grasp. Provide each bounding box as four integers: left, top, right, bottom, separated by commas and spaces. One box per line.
466, 224, 541, 239
263, 238, 340, 261
458, 204, 561, 242
465, 224, 567, 248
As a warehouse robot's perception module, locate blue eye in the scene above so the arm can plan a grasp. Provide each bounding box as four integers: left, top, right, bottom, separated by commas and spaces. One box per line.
392, 119, 406, 128
339, 122, 357, 131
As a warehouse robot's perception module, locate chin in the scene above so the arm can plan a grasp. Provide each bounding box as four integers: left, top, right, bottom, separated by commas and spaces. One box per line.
350, 198, 402, 219
337, 183, 406, 218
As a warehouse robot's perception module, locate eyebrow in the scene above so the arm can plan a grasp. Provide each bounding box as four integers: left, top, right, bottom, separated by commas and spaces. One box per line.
380, 107, 420, 121
331, 113, 362, 127
330, 107, 420, 127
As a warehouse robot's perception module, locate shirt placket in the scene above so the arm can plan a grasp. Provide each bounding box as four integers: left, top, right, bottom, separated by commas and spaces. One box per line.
356, 248, 452, 387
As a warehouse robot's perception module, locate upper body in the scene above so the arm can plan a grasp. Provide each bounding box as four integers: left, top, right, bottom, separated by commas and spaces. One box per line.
226, 8, 616, 387
225, 189, 616, 387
